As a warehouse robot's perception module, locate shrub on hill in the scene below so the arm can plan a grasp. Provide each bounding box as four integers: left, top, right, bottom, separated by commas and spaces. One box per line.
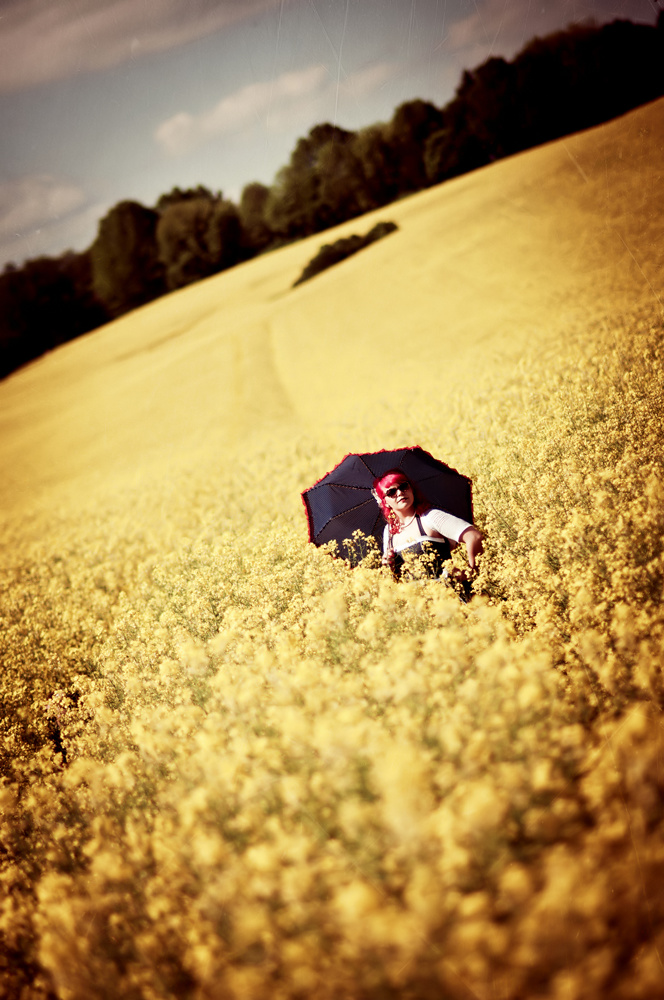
292, 221, 398, 287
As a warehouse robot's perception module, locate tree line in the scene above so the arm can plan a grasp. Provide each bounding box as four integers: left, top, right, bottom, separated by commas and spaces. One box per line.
2, 14, 663, 379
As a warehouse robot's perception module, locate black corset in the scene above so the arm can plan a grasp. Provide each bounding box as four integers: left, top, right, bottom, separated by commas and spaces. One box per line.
391, 516, 451, 579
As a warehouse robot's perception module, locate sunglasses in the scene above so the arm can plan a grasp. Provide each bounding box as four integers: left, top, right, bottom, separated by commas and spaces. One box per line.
385, 482, 411, 498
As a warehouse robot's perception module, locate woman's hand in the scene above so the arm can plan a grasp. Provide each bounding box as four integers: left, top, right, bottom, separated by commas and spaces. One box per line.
459, 526, 484, 570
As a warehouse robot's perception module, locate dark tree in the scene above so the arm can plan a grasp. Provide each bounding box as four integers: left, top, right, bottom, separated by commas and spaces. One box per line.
156, 185, 221, 211
511, 19, 664, 151
90, 201, 165, 318
316, 139, 370, 226
239, 182, 274, 254
352, 124, 402, 209
445, 58, 516, 162
266, 123, 359, 240
424, 127, 487, 185
435, 19, 664, 177
385, 99, 446, 193
156, 195, 243, 291
0, 251, 107, 379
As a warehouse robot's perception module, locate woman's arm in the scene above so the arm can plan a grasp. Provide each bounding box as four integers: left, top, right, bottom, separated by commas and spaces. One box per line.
381, 524, 393, 566
421, 510, 483, 571
459, 525, 483, 570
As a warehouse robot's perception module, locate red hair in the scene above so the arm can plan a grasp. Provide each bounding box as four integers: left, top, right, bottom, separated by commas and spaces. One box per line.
373, 470, 429, 535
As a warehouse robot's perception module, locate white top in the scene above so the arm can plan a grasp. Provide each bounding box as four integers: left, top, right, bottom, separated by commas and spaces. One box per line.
383, 508, 472, 555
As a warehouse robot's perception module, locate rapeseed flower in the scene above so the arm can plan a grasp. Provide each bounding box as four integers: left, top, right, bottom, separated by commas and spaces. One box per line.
1, 305, 664, 999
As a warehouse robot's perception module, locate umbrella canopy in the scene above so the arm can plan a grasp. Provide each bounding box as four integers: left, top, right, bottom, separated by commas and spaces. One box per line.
302, 447, 473, 566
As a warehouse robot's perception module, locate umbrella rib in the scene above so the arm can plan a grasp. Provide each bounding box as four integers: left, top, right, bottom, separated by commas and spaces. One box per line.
310, 483, 367, 492
328, 497, 376, 520
313, 499, 382, 537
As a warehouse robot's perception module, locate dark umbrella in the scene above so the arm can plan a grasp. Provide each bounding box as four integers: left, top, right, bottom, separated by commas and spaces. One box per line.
301, 446, 473, 566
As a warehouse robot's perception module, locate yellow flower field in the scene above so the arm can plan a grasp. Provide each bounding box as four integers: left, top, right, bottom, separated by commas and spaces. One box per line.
1, 100, 663, 999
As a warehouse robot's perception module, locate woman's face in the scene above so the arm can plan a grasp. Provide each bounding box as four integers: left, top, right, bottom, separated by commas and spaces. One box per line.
383, 478, 415, 516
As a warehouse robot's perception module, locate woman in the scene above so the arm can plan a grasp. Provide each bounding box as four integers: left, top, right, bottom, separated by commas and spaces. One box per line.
372, 470, 483, 582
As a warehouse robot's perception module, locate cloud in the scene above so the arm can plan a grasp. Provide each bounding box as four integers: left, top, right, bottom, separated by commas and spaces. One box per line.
155, 59, 399, 157
340, 61, 396, 99
434, 0, 576, 90
0, 175, 107, 269
0, 0, 291, 93
155, 64, 329, 156
440, 0, 646, 71
0, 175, 88, 242
442, 0, 527, 57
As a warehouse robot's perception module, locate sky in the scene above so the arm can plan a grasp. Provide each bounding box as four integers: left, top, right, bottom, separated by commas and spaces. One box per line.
0, 0, 660, 270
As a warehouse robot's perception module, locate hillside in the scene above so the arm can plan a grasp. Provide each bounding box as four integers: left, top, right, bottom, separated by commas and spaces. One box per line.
1, 100, 663, 1000
1, 98, 662, 520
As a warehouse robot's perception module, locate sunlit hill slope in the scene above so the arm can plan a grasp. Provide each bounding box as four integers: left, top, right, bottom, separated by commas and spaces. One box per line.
1, 100, 663, 1000
1, 98, 662, 516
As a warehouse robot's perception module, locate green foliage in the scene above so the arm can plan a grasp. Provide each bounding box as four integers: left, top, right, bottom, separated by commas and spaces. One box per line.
266, 123, 359, 239
156, 195, 243, 291
351, 124, 401, 208
384, 99, 446, 193
266, 105, 443, 243
424, 127, 487, 185
239, 182, 274, 254
155, 185, 221, 211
